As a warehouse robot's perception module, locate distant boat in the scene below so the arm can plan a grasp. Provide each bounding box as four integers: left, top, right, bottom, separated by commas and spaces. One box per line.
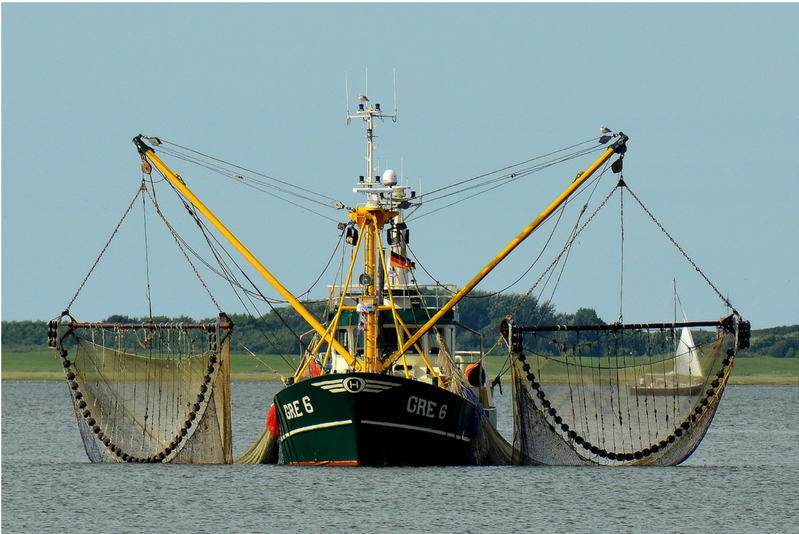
630, 326, 705, 396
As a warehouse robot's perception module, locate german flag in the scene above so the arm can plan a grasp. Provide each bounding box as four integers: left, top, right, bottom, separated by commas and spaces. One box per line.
390, 250, 415, 269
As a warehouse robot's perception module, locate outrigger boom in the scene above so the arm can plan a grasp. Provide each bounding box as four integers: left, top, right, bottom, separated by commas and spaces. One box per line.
133, 135, 360, 370
385, 134, 628, 366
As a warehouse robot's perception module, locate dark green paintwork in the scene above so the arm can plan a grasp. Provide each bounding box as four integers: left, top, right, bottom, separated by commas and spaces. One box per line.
274, 373, 476, 465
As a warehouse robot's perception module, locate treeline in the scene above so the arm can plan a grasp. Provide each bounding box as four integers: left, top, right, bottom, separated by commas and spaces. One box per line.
746, 325, 799, 359
3, 296, 797, 359
455, 291, 606, 352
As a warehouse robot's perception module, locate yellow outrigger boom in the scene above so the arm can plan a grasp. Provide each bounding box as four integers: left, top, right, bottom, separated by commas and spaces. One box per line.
384, 134, 629, 367
133, 135, 360, 370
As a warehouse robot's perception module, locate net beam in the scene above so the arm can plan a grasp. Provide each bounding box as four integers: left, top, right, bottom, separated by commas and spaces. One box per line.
502, 316, 746, 465
49, 313, 233, 464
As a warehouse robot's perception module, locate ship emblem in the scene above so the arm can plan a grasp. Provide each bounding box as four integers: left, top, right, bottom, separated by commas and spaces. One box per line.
343, 377, 365, 393
313, 377, 400, 394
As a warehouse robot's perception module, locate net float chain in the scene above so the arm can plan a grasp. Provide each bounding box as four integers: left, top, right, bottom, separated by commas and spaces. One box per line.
516, 350, 730, 462
56, 344, 220, 463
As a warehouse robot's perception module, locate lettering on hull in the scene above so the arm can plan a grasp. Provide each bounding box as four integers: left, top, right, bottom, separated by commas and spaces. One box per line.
406, 395, 448, 419
282, 396, 314, 420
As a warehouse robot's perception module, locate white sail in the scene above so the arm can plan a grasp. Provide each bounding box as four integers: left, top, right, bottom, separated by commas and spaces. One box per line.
673, 327, 702, 379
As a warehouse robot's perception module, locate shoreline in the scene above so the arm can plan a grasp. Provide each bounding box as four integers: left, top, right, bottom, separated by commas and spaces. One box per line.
3, 371, 796, 386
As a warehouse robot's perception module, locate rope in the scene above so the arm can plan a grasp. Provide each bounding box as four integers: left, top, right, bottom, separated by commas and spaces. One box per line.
419, 137, 600, 200
463, 194, 571, 301
141, 186, 222, 312
152, 173, 308, 369
154, 141, 341, 223
624, 184, 739, 316
412, 142, 606, 221
157, 138, 339, 203
509, 172, 618, 319
142, 183, 154, 320
295, 229, 346, 299
65, 185, 144, 312
618, 178, 624, 323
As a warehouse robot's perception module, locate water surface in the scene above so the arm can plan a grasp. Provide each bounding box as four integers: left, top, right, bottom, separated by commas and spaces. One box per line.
3, 382, 797, 533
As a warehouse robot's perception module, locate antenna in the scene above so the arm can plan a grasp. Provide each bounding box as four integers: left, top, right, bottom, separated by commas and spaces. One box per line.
345, 71, 350, 124
346, 69, 398, 195
393, 67, 398, 121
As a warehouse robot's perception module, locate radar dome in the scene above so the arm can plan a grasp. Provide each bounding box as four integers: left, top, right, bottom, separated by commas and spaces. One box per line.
382, 169, 397, 186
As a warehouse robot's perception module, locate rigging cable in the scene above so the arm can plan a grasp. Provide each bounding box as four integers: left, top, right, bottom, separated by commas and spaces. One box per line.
153, 170, 331, 369
618, 176, 625, 323
410, 141, 607, 221
157, 138, 340, 203
141, 181, 154, 321
405, 169, 608, 301
419, 136, 600, 200
141, 185, 222, 313
624, 184, 738, 316
510, 166, 618, 322
144, 153, 344, 301
153, 140, 342, 223
149, 141, 349, 298
512, 161, 613, 321
65, 185, 144, 312
142, 164, 294, 364
172, 183, 303, 369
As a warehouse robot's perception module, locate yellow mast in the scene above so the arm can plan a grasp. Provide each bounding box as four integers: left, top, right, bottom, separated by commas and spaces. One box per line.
346, 87, 398, 373
133, 135, 359, 370
384, 134, 629, 368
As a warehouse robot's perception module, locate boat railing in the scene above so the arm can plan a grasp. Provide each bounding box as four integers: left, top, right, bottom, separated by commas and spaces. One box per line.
327, 283, 459, 310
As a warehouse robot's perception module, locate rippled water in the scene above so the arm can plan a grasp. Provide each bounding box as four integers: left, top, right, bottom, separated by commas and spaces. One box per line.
3, 382, 797, 533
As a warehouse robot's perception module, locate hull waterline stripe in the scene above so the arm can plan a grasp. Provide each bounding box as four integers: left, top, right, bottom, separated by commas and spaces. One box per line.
282, 419, 353, 439
361, 420, 471, 442
282, 418, 471, 443
291, 460, 361, 467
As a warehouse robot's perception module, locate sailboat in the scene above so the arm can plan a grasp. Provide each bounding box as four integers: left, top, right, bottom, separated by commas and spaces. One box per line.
50, 82, 750, 467
630, 284, 706, 397
630, 326, 705, 396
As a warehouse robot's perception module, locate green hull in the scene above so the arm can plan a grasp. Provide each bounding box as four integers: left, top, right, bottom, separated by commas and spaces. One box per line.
274, 373, 476, 466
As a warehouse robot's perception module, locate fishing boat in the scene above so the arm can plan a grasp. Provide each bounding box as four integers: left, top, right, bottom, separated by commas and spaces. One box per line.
51, 82, 750, 467
129, 94, 514, 466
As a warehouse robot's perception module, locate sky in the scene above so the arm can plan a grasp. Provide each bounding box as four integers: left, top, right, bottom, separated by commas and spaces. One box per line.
2, 3, 798, 330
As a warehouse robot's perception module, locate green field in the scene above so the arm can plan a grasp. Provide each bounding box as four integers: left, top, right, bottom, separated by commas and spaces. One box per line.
0, 351, 299, 381
2, 351, 796, 384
